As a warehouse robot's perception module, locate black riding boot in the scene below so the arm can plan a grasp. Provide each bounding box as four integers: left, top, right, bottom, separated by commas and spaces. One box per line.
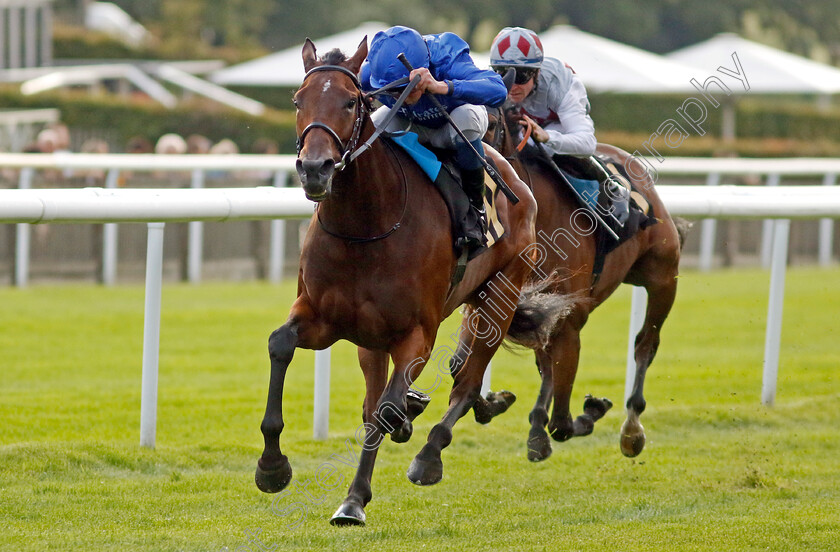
460, 167, 488, 248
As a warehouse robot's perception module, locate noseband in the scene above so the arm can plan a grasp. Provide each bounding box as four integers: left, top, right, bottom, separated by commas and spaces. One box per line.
297, 64, 413, 244
296, 65, 367, 171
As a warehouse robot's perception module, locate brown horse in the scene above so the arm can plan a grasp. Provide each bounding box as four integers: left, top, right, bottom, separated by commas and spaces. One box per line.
479, 105, 688, 461
254, 39, 560, 526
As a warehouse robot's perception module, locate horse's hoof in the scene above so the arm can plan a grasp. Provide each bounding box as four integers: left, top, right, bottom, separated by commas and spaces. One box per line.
491, 390, 517, 411
389, 418, 413, 444
473, 404, 493, 425
620, 420, 646, 457
330, 501, 366, 527
527, 428, 552, 462
583, 395, 613, 421
406, 389, 431, 421
255, 455, 292, 494
407, 450, 443, 486
474, 390, 517, 424
548, 421, 573, 442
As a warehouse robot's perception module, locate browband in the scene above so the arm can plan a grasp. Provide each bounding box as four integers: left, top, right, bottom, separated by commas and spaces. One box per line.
303, 65, 362, 89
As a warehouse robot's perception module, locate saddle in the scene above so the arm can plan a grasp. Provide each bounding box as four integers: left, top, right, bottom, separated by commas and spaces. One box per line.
388, 133, 505, 263
551, 154, 658, 283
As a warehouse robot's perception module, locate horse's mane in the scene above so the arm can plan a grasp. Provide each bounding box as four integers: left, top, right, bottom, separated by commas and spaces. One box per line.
320, 48, 348, 65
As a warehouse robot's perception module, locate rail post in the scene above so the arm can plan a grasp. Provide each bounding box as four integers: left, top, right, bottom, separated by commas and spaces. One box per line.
268, 170, 289, 282
818, 173, 836, 266
313, 348, 331, 440
187, 169, 204, 283
140, 222, 165, 448
14, 167, 34, 288
762, 219, 790, 406
698, 172, 720, 272
760, 174, 781, 267
101, 169, 120, 285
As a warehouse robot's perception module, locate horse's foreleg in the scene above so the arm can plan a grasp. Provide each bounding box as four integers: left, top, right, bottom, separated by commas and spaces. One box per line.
330, 348, 388, 527
357, 348, 389, 425
255, 321, 298, 494
527, 350, 554, 461
621, 278, 677, 457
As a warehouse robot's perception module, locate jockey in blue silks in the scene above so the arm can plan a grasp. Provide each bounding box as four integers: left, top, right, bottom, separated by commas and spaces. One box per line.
360, 26, 508, 244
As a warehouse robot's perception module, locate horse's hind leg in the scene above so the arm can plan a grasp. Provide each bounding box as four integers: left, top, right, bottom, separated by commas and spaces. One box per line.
545, 324, 581, 441
407, 275, 523, 486
621, 276, 677, 457
449, 312, 516, 425
546, 318, 613, 443
527, 350, 554, 462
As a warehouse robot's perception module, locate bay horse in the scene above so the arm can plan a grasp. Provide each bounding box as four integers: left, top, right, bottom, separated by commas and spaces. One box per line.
478, 105, 689, 462
255, 38, 560, 526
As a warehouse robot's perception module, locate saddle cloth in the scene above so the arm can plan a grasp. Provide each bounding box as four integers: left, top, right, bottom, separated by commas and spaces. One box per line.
553, 154, 658, 282
389, 132, 505, 252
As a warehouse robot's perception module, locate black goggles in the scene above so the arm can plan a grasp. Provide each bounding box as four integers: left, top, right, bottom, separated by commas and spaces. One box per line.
493, 67, 538, 85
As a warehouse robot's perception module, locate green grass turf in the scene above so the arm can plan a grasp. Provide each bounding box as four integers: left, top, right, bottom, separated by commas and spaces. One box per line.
1, 267, 838, 551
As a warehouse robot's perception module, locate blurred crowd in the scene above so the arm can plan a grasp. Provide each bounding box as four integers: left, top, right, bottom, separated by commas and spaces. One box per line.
2, 122, 281, 186
19, 122, 278, 157
1, 123, 289, 280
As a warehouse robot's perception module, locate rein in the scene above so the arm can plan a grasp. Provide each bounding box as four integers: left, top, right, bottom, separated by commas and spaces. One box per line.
297, 65, 419, 171
489, 106, 531, 156
489, 106, 536, 192
297, 63, 421, 244
516, 122, 532, 152
296, 65, 367, 171
315, 139, 408, 244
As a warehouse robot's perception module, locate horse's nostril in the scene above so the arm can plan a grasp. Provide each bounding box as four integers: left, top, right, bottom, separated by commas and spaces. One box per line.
320, 158, 336, 175
301, 159, 324, 175
297, 157, 334, 200
298, 158, 335, 178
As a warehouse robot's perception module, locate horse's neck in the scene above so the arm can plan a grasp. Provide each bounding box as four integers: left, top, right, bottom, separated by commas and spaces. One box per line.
319, 139, 403, 236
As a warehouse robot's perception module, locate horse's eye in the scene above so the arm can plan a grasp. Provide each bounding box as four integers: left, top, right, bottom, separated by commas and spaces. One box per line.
292, 98, 300, 109
346, 98, 357, 110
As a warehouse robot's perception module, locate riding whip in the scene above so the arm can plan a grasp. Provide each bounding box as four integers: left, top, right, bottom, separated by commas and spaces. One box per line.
397, 53, 520, 205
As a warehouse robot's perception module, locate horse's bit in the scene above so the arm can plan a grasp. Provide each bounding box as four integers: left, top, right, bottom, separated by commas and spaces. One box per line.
296, 65, 419, 171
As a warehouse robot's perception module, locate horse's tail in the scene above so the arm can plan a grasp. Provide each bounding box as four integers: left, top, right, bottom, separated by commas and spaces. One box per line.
672, 216, 693, 251
504, 275, 591, 351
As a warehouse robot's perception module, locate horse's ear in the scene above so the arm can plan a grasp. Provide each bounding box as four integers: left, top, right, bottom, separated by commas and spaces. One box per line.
345, 36, 368, 74
302, 38, 318, 72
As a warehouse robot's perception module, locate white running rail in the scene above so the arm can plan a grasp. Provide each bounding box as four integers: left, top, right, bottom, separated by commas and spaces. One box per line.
3, 153, 840, 447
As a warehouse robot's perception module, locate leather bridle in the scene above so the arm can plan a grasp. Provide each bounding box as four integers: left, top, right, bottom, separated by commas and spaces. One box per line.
295, 64, 419, 171
295, 64, 417, 243
295, 65, 368, 171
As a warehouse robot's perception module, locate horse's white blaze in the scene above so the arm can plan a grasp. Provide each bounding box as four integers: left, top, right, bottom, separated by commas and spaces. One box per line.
322, 79, 332, 93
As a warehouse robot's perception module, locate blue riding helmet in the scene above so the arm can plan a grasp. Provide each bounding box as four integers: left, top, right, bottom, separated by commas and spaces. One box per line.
368, 26, 431, 89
